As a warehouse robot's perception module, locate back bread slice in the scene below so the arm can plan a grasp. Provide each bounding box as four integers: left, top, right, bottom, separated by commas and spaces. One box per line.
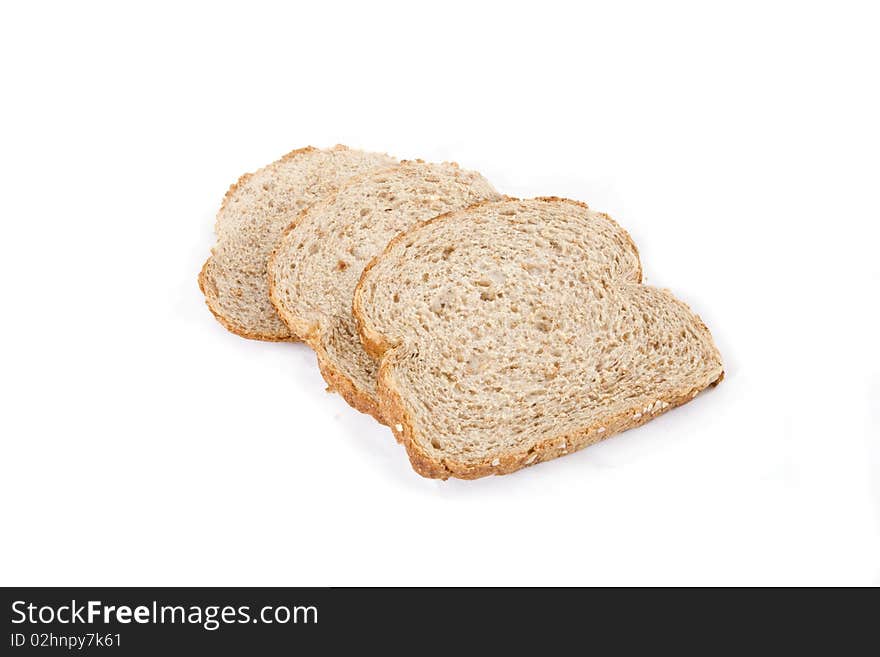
199, 145, 397, 341
268, 161, 503, 420
353, 197, 724, 479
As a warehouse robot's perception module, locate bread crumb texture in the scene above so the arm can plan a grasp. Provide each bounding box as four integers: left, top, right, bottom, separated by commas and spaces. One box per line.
268, 161, 502, 420
354, 198, 723, 479
199, 145, 397, 340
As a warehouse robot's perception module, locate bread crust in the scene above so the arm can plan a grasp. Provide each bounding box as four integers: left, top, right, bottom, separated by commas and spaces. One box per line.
198, 257, 297, 342
314, 344, 385, 422
353, 196, 720, 480
378, 349, 723, 479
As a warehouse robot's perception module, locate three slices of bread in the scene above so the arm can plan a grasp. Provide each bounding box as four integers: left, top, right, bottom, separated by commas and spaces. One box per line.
200, 147, 723, 479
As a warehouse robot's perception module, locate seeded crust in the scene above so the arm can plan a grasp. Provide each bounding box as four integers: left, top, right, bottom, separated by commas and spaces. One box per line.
199, 145, 397, 341
353, 197, 724, 479
379, 355, 723, 479
268, 161, 502, 422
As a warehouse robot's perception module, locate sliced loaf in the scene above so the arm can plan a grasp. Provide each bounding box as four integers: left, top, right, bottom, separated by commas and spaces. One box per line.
353, 197, 724, 479
268, 161, 503, 419
199, 145, 397, 340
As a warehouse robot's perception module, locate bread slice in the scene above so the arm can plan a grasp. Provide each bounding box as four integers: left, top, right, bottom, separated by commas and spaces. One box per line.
353, 197, 724, 479
268, 161, 503, 419
199, 145, 397, 341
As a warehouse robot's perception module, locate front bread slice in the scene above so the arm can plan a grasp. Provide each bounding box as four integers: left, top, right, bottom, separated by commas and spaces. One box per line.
268, 161, 503, 420
199, 145, 397, 341
353, 197, 724, 479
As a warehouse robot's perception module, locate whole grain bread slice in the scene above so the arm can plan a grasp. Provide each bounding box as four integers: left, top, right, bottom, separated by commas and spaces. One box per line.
199, 145, 397, 340
268, 161, 503, 419
353, 197, 724, 479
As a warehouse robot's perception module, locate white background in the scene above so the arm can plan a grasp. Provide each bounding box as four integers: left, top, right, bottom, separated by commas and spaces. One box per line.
1, 1, 878, 586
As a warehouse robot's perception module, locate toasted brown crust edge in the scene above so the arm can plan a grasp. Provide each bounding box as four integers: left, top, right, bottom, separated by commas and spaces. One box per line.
198, 257, 295, 342
352, 197, 724, 480
314, 344, 386, 422
378, 352, 724, 480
